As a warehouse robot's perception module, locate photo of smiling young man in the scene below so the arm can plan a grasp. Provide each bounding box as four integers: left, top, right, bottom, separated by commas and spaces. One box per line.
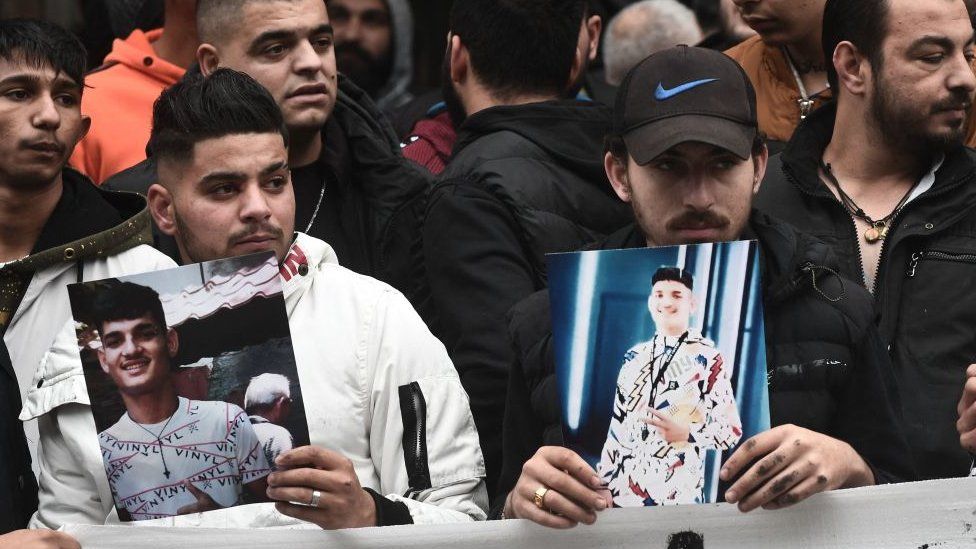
86, 282, 271, 521
597, 267, 742, 507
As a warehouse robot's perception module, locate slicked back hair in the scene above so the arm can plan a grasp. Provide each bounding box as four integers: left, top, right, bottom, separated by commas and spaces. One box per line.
147, 68, 289, 167
822, 0, 890, 91
0, 18, 87, 89
449, 0, 587, 100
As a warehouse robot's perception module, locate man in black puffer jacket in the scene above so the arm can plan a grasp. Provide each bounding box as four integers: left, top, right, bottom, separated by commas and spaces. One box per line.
494, 47, 913, 528
417, 0, 633, 498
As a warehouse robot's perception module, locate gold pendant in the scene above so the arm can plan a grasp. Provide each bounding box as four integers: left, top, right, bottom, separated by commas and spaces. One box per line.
864, 224, 885, 244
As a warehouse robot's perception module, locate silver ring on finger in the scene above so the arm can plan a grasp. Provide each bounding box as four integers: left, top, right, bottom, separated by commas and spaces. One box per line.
309, 489, 322, 507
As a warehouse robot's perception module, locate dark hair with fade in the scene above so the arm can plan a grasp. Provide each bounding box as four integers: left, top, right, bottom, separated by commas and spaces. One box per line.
90, 282, 168, 337
652, 267, 694, 291
0, 18, 87, 89
197, 0, 315, 44
449, 0, 587, 100
822, 0, 890, 92
147, 68, 289, 165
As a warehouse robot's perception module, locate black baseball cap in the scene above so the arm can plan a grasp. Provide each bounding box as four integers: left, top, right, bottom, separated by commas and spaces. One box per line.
612, 45, 759, 164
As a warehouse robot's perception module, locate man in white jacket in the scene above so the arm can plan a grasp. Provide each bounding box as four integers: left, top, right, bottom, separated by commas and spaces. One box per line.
0, 19, 175, 547
140, 69, 485, 528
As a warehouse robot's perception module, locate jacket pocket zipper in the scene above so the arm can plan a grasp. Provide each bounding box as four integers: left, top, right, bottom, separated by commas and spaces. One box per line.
398, 382, 432, 494
907, 250, 976, 277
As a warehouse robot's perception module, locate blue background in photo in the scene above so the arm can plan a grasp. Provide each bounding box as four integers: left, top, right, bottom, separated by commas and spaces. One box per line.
547, 241, 770, 504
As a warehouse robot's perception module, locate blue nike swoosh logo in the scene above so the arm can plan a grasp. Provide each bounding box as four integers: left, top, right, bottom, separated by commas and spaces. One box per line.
655, 78, 719, 100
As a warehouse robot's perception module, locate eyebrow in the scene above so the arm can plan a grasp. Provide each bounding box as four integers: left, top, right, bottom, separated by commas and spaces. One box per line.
198, 159, 288, 187
908, 35, 967, 52
248, 24, 334, 50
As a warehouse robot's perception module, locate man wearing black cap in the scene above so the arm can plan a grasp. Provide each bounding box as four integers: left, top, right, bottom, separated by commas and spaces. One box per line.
598, 267, 742, 507
494, 45, 913, 527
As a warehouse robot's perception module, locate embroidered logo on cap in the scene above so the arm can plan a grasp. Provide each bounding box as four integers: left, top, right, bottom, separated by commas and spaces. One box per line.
654, 78, 718, 101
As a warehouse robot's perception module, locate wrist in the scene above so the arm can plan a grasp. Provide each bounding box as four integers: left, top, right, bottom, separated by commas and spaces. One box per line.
359, 488, 378, 527
842, 445, 875, 488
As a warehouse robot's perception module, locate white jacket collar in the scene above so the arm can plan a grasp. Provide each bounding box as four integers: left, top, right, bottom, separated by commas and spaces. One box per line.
278, 232, 339, 299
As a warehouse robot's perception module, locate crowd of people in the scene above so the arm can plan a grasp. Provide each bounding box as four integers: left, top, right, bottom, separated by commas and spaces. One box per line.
1, 0, 976, 547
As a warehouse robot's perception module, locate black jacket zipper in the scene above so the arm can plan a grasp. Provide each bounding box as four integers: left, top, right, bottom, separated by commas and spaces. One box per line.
907, 250, 976, 277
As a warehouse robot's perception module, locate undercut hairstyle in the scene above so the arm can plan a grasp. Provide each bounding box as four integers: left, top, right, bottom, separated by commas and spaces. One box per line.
449, 0, 587, 100
197, 0, 313, 44
244, 373, 291, 413
822, 0, 890, 91
652, 267, 695, 291
90, 282, 168, 337
0, 18, 87, 90
147, 68, 288, 165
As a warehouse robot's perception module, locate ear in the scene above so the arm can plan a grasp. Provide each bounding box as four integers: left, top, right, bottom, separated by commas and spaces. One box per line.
197, 43, 220, 76
586, 15, 603, 62
449, 34, 468, 85
833, 40, 869, 96
148, 182, 178, 236
166, 327, 179, 358
97, 348, 110, 375
751, 143, 769, 195
605, 151, 632, 203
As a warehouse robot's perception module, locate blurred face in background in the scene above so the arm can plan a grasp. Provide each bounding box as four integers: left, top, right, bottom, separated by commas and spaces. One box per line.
330, 0, 394, 97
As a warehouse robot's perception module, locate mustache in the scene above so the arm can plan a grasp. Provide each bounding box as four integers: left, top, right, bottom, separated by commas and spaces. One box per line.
666, 210, 731, 231
932, 92, 973, 113
228, 223, 284, 244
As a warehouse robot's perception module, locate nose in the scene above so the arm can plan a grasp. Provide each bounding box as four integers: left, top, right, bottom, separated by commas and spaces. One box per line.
120, 335, 139, 357
293, 38, 325, 76
32, 94, 61, 130
683, 173, 717, 212
239, 182, 273, 223
342, 16, 362, 44
948, 52, 976, 97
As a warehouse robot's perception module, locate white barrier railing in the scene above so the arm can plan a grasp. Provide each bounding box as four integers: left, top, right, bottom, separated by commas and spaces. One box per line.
66, 477, 976, 548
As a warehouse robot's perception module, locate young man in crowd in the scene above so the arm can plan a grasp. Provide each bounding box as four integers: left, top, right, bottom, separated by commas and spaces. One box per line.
106, 0, 429, 294
418, 0, 632, 497
0, 18, 174, 542
91, 282, 270, 521
329, 0, 415, 111
145, 69, 485, 528
70, 0, 198, 183
496, 46, 913, 527
755, 0, 976, 480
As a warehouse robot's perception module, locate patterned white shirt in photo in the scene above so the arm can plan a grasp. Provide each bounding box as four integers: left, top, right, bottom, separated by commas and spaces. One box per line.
249, 415, 294, 465
99, 397, 271, 521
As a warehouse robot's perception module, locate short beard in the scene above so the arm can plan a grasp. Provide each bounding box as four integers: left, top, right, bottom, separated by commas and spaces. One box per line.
871, 69, 969, 154
335, 42, 392, 98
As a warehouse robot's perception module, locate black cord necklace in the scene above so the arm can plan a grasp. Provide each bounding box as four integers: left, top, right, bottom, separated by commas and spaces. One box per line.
133, 412, 176, 479
648, 331, 689, 408
819, 159, 916, 244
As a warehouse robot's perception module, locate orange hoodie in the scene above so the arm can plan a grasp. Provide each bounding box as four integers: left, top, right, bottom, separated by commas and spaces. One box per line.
70, 29, 185, 184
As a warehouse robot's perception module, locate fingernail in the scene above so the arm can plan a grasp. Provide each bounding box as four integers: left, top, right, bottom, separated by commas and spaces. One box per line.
725, 490, 737, 503
595, 498, 607, 510
591, 476, 602, 488
720, 468, 729, 481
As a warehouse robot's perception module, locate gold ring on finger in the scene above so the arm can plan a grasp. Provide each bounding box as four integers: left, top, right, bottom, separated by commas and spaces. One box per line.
533, 486, 549, 510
